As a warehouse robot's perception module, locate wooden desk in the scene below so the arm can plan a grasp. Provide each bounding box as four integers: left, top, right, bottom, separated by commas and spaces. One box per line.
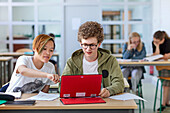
0, 52, 59, 74
0, 93, 137, 113
112, 54, 152, 58
118, 60, 170, 66
0, 57, 13, 87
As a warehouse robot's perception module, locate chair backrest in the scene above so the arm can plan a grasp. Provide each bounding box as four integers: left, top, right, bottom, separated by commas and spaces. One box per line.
16, 48, 32, 53
156, 66, 170, 71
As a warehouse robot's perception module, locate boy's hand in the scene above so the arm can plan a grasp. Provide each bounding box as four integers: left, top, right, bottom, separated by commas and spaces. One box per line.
99, 88, 110, 98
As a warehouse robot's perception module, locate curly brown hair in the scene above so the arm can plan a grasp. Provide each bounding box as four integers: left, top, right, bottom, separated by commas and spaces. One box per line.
78, 21, 104, 43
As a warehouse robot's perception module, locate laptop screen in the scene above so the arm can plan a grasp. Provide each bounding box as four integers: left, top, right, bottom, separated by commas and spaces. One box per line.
60, 74, 102, 98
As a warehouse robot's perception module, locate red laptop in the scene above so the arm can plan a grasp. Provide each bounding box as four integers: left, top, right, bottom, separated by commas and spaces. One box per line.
60, 74, 106, 105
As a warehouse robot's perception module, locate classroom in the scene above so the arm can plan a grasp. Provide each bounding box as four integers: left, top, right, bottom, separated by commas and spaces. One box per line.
0, 0, 170, 113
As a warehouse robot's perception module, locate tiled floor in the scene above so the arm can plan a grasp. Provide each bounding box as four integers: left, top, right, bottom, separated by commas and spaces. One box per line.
134, 74, 170, 113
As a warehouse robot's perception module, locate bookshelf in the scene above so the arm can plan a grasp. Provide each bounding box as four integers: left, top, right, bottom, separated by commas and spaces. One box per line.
102, 10, 128, 54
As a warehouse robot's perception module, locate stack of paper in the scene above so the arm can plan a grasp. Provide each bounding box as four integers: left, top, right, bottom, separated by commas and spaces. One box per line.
27, 91, 59, 101
109, 93, 146, 101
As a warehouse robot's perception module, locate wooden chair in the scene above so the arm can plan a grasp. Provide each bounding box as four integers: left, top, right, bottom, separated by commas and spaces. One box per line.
153, 66, 170, 113
16, 48, 32, 53
128, 75, 145, 113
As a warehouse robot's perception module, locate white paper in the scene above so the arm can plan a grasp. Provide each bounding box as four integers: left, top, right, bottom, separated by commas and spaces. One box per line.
117, 59, 142, 62
109, 93, 146, 101
27, 91, 59, 101
72, 18, 81, 30
117, 59, 132, 62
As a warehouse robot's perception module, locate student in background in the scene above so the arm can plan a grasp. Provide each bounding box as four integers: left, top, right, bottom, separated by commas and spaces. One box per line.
6, 34, 60, 93
48, 33, 60, 76
62, 21, 124, 97
121, 32, 146, 93
152, 30, 170, 111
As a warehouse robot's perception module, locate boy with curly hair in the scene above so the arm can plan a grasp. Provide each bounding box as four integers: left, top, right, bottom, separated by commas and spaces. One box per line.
62, 21, 124, 97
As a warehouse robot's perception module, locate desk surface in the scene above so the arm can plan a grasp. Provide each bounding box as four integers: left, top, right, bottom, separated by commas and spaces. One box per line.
118, 60, 170, 66
0, 57, 13, 61
0, 93, 137, 110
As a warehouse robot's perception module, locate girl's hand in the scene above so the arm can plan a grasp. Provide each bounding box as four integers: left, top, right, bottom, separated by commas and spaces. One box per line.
47, 74, 60, 84
153, 41, 160, 47
163, 54, 169, 60
128, 44, 136, 50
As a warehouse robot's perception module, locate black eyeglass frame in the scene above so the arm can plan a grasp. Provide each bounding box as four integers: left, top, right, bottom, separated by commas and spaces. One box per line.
81, 43, 98, 50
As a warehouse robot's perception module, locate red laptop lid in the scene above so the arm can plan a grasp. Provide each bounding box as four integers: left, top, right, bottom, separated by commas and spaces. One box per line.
60, 74, 102, 98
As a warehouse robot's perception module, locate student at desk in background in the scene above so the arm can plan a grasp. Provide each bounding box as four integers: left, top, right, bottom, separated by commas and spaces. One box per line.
48, 33, 60, 76
152, 30, 170, 112
6, 34, 60, 93
121, 32, 146, 93
62, 21, 124, 98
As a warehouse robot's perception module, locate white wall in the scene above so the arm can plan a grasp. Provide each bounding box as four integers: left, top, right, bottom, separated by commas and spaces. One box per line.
153, 0, 170, 35
64, 5, 100, 64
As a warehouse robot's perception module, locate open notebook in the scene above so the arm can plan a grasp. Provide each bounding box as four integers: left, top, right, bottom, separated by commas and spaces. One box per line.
60, 74, 106, 105
143, 54, 163, 61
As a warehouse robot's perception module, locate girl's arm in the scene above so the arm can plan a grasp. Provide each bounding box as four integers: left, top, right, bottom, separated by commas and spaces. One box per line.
17, 65, 60, 84
153, 42, 160, 55
122, 43, 134, 59
41, 85, 50, 93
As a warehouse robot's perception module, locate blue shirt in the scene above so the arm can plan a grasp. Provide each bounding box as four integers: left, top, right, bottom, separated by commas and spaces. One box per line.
122, 42, 146, 59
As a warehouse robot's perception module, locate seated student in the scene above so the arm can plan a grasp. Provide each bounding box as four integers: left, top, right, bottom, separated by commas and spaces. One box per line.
152, 30, 170, 112
62, 21, 124, 98
48, 33, 60, 76
121, 32, 146, 93
6, 34, 60, 93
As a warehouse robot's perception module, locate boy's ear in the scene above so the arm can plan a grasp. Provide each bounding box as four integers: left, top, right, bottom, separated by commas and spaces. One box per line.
98, 43, 101, 47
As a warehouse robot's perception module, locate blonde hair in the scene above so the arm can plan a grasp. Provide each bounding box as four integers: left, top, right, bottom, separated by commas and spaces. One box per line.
128, 32, 143, 52
32, 34, 55, 54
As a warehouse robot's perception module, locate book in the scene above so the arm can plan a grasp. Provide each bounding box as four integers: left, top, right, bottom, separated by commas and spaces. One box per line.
0, 91, 22, 99
143, 54, 163, 62
5, 100, 35, 105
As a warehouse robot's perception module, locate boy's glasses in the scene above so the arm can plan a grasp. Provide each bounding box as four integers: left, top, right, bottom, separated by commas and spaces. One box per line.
81, 44, 98, 50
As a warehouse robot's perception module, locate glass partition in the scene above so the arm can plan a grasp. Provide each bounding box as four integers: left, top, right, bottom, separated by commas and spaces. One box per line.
0, 7, 8, 21
12, 0, 34, 2
12, 25, 33, 39
128, 4, 151, 21
12, 6, 34, 21
38, 6, 61, 22
0, 25, 8, 52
